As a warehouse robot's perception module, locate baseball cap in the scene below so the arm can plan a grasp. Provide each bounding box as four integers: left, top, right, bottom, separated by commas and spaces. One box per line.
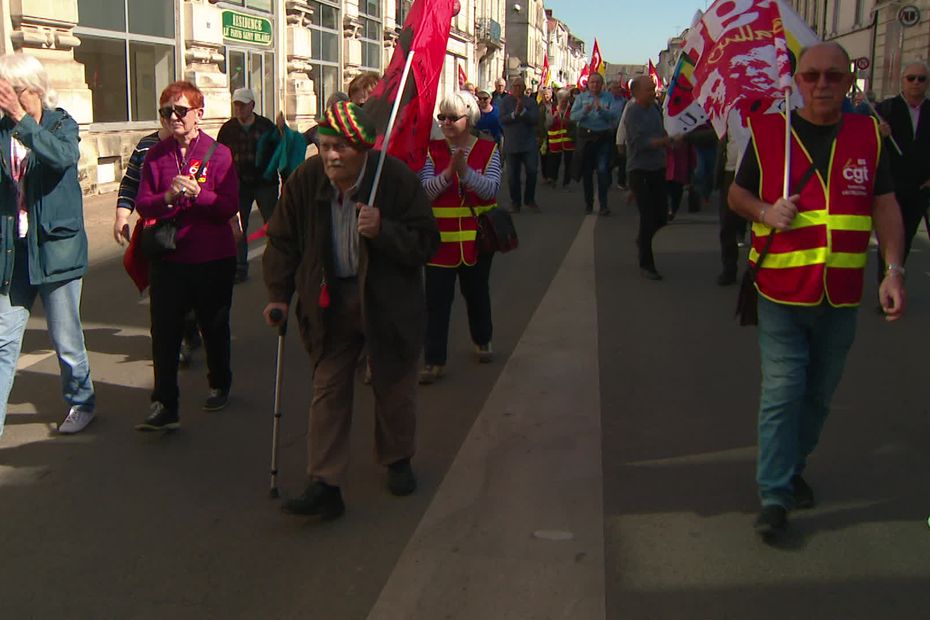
232, 88, 255, 104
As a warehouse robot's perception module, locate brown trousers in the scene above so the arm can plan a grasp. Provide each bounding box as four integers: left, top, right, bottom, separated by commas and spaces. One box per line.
307, 280, 418, 486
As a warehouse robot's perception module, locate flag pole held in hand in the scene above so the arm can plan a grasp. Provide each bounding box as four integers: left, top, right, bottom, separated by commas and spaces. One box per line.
268, 307, 287, 498
367, 50, 416, 208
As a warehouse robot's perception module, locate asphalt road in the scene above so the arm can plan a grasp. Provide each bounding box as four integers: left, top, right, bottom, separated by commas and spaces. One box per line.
1, 180, 928, 619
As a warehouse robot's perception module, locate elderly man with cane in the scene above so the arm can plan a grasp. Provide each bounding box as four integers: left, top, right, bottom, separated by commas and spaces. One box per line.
262, 101, 438, 520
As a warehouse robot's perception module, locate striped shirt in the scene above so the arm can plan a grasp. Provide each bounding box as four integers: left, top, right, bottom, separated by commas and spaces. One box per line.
418, 145, 502, 201
117, 131, 161, 212
329, 159, 367, 278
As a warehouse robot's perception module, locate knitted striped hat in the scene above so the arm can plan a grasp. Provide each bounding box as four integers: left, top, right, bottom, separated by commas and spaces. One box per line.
316, 101, 376, 149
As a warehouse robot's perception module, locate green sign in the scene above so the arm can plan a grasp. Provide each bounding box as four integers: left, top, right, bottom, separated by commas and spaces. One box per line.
222, 10, 273, 46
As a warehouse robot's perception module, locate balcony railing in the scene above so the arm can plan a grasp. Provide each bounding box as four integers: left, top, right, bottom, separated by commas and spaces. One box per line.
476, 18, 503, 48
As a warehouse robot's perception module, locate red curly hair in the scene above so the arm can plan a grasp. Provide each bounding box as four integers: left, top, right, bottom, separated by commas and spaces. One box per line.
159, 80, 204, 109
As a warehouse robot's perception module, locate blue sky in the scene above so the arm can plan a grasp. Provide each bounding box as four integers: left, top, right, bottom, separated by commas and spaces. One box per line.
543, 1, 708, 65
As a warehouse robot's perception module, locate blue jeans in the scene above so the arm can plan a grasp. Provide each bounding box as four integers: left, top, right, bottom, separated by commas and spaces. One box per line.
0, 240, 94, 437
756, 297, 857, 508
581, 136, 613, 210
506, 150, 538, 208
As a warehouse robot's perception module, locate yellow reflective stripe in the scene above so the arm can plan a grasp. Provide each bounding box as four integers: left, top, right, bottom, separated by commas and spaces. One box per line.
825, 252, 868, 268
432, 204, 497, 218
751, 213, 871, 236
748, 247, 827, 268
440, 230, 477, 242
829, 214, 872, 231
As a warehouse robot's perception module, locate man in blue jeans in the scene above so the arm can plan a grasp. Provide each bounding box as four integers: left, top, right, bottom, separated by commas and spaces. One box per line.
498, 77, 540, 213
728, 42, 906, 541
571, 73, 622, 215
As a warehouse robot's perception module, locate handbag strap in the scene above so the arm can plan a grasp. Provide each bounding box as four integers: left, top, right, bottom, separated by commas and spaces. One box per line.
192, 141, 217, 181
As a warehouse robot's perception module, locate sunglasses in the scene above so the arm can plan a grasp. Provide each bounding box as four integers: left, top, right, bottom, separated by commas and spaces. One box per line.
437, 114, 465, 122
796, 70, 848, 85
477, 96, 490, 100
158, 105, 194, 120
906, 74, 928, 83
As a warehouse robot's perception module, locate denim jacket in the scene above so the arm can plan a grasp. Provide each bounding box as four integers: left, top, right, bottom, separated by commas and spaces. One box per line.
0, 108, 87, 293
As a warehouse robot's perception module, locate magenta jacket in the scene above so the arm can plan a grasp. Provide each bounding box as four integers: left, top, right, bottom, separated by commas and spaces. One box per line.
136, 133, 239, 264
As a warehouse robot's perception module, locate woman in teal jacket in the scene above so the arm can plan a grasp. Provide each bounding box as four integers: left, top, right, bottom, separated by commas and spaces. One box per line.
0, 53, 95, 438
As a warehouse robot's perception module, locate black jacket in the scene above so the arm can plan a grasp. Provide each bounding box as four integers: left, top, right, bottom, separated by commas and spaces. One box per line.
262, 151, 439, 366
875, 95, 930, 196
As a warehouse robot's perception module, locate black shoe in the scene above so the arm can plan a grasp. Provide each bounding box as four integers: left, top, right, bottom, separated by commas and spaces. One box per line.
526, 203, 541, 212
754, 505, 788, 539
792, 475, 815, 509
203, 388, 229, 412
717, 272, 738, 286
387, 459, 417, 496
598, 208, 611, 217
135, 402, 179, 432
584, 205, 593, 214
640, 268, 663, 281
281, 481, 345, 519
234, 269, 249, 284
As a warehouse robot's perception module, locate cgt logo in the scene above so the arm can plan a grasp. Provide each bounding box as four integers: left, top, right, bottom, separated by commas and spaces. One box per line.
842, 158, 870, 185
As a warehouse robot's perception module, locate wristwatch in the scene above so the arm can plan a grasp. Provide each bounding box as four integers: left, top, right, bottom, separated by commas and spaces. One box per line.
885, 263, 906, 279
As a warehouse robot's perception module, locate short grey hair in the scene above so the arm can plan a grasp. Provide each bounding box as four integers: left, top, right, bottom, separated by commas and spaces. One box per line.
0, 53, 57, 108
439, 91, 480, 126
325, 91, 349, 108
555, 88, 571, 104
901, 60, 929, 79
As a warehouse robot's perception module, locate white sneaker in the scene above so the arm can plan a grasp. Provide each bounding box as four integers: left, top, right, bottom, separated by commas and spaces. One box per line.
59, 406, 95, 434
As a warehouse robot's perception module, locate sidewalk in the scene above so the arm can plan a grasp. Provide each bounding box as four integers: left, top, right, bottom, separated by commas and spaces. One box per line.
84, 190, 124, 266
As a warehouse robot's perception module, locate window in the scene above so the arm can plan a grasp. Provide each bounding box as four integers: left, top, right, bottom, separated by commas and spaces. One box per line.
855, 0, 866, 25
75, 0, 176, 123
309, 1, 341, 117
359, 0, 382, 72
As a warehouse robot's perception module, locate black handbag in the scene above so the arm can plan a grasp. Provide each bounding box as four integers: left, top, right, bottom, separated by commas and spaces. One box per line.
467, 203, 518, 254
141, 142, 217, 259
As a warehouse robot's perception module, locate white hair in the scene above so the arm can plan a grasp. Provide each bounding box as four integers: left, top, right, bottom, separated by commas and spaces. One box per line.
901, 60, 929, 79
0, 53, 58, 108
439, 91, 480, 126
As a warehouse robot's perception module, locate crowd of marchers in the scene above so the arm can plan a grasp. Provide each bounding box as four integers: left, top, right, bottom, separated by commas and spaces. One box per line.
0, 42, 926, 541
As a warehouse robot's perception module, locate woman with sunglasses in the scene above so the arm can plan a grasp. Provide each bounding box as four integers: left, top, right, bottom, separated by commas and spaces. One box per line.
417, 92, 502, 384
133, 81, 239, 431
0, 53, 96, 438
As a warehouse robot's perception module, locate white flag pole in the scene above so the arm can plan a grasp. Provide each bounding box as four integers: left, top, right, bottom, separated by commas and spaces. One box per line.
367, 49, 417, 207
783, 87, 791, 199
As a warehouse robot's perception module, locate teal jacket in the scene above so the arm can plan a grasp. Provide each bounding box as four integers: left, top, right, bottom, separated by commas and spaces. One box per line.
0, 108, 87, 293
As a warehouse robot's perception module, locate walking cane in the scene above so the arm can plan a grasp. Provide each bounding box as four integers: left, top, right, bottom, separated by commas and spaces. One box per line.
268, 308, 287, 498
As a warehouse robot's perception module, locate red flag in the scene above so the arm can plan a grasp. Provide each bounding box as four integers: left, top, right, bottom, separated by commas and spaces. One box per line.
122, 220, 149, 293
458, 64, 467, 89
648, 59, 660, 89
589, 39, 606, 77
578, 64, 590, 90
364, 0, 455, 172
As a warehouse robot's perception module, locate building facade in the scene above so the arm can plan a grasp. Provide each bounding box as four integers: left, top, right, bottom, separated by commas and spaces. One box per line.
787, 0, 930, 99
544, 9, 584, 87
504, 0, 546, 86
0, 0, 593, 195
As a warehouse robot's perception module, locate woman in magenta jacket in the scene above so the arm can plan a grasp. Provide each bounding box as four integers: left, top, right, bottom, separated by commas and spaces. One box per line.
134, 81, 239, 431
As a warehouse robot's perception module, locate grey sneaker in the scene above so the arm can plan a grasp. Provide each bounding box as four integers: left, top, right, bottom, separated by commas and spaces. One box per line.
203, 388, 229, 411
475, 343, 494, 364
135, 402, 179, 432
418, 365, 445, 385
58, 406, 95, 434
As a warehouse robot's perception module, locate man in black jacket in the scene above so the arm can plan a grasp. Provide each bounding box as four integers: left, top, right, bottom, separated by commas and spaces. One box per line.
217, 87, 279, 282
262, 102, 439, 521
876, 61, 930, 277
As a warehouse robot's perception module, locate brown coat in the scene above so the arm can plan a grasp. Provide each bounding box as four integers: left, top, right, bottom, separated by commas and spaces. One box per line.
262, 150, 439, 366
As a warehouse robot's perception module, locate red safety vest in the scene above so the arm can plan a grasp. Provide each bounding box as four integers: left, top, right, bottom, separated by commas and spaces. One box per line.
547, 109, 575, 153
748, 112, 881, 307
427, 138, 498, 267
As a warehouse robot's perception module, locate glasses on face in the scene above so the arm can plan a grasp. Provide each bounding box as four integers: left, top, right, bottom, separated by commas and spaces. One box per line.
796, 70, 848, 85
158, 105, 193, 120
477, 96, 490, 101
437, 114, 465, 123
906, 74, 928, 83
